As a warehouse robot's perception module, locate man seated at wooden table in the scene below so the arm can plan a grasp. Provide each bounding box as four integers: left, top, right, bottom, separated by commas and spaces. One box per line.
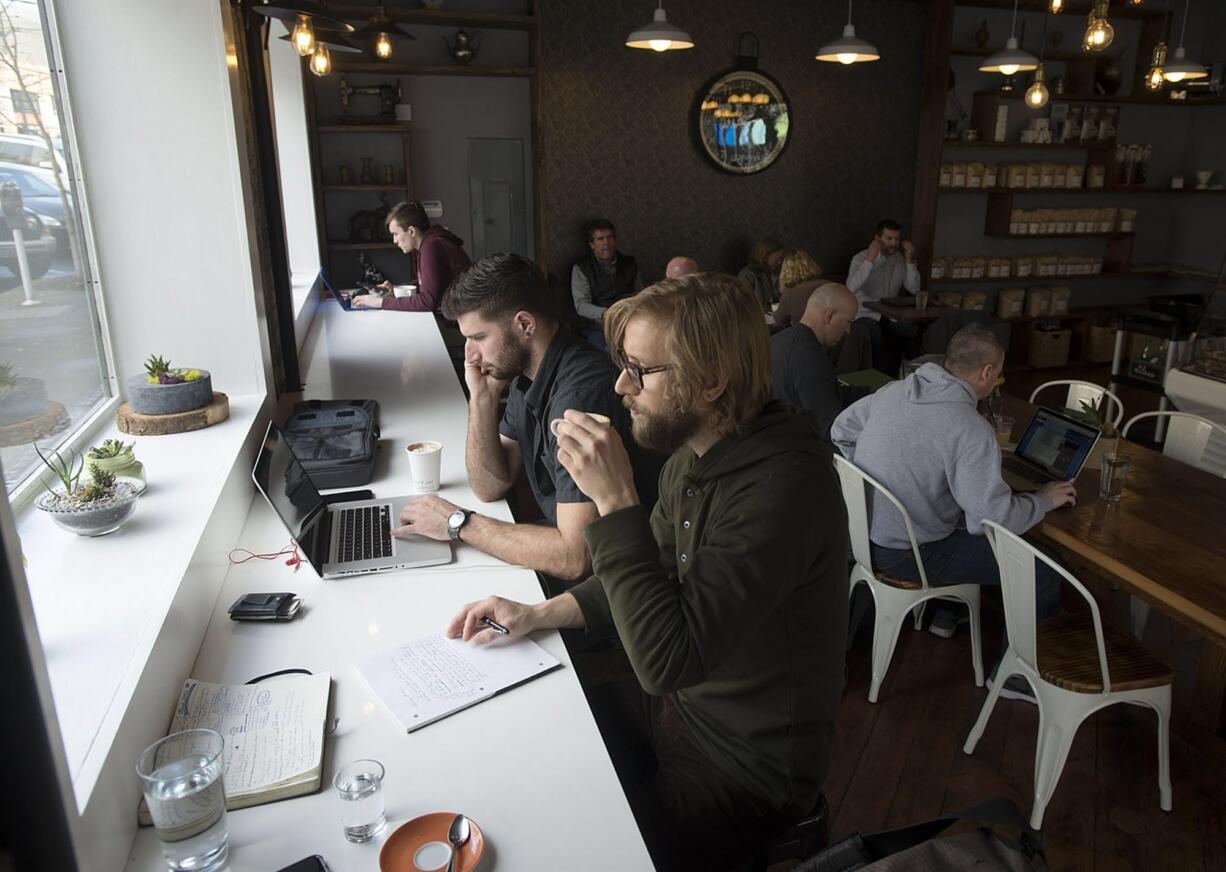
392, 253, 655, 584
830, 324, 1076, 697
445, 273, 850, 872
771, 283, 867, 435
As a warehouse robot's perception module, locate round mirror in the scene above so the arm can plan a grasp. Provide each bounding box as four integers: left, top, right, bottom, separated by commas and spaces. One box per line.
695, 69, 790, 175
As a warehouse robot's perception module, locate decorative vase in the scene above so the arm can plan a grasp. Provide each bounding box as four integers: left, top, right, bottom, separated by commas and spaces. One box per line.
127, 371, 213, 415
445, 29, 481, 65
975, 20, 991, 48
359, 158, 373, 184
36, 483, 139, 536
339, 165, 351, 184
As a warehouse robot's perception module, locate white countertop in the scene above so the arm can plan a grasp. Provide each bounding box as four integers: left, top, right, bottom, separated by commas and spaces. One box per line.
124, 303, 652, 871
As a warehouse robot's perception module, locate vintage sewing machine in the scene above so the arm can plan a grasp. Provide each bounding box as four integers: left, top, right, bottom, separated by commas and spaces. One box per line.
338, 77, 403, 122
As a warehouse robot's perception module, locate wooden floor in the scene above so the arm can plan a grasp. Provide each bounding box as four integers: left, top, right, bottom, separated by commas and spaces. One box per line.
824, 602, 1226, 872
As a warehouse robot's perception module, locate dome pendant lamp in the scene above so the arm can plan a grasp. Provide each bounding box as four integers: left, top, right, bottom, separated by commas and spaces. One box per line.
980, 0, 1038, 75
1163, 0, 1207, 82
816, 0, 879, 64
625, 2, 694, 53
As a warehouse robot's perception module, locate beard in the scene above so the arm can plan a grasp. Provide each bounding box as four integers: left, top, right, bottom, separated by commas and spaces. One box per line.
484, 328, 532, 381
626, 397, 703, 455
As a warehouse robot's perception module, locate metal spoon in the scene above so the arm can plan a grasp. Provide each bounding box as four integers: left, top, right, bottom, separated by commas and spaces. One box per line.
445, 813, 471, 872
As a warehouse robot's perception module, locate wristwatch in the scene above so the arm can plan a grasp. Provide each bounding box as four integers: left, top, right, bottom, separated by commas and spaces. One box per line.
447, 509, 473, 541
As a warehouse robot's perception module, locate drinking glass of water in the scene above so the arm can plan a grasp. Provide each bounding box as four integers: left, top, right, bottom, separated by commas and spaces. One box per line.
136, 729, 229, 872
334, 759, 387, 843
1099, 453, 1131, 503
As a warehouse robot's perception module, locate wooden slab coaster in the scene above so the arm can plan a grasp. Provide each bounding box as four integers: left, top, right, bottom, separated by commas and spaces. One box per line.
0, 401, 69, 448
117, 392, 229, 436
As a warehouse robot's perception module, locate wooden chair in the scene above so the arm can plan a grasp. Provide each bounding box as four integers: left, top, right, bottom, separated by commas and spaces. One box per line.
963, 521, 1173, 830
1029, 380, 1124, 430
833, 454, 984, 704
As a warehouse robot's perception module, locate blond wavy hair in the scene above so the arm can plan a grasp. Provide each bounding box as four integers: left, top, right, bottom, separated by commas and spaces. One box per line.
779, 250, 822, 290
603, 273, 772, 435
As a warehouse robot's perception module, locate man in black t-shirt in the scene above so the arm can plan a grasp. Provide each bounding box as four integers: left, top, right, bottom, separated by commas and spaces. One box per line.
393, 253, 658, 582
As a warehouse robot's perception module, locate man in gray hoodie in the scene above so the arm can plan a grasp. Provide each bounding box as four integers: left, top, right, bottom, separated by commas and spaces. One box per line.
830, 324, 1075, 648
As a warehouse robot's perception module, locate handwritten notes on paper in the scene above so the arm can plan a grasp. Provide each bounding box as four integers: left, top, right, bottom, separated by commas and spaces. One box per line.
357, 634, 560, 732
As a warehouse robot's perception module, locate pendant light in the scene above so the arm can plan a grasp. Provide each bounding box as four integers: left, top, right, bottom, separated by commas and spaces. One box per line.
291, 15, 315, 56
1025, 13, 1050, 108
979, 0, 1038, 75
309, 44, 332, 77
1163, 0, 1207, 82
816, 0, 880, 65
251, 1, 354, 33
352, 4, 416, 62
1048, 0, 1064, 12
625, 2, 694, 52
1145, 41, 1169, 89
278, 26, 362, 54
1082, 0, 1114, 51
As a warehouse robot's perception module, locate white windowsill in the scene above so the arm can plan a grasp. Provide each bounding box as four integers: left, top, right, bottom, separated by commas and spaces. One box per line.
15, 391, 268, 808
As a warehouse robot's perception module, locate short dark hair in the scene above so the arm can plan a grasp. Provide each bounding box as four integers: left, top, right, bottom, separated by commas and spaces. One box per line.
441, 253, 556, 323
387, 200, 430, 232
944, 323, 1005, 376
585, 219, 615, 242
875, 218, 902, 236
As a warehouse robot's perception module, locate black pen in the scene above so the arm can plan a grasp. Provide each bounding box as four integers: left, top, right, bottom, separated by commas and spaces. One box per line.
482, 616, 510, 635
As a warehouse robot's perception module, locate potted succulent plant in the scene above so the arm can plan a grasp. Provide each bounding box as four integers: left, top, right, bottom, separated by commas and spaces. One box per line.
85, 438, 146, 495
34, 444, 139, 536
127, 354, 212, 416
0, 362, 49, 426
1071, 394, 1121, 471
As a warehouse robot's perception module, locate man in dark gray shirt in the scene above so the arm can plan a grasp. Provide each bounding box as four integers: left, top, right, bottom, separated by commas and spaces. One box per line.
393, 253, 656, 582
771, 283, 861, 434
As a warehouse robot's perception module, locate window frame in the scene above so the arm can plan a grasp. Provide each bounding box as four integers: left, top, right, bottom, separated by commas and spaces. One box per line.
5, 0, 119, 510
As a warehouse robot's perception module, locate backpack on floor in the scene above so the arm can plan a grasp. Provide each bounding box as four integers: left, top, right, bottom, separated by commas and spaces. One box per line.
282, 399, 379, 489
796, 797, 1046, 872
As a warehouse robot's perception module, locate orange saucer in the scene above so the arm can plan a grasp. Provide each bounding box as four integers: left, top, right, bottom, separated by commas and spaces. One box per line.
379, 812, 484, 872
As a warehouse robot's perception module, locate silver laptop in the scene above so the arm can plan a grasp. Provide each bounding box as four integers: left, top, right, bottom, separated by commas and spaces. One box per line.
1001, 407, 1101, 493
252, 422, 451, 578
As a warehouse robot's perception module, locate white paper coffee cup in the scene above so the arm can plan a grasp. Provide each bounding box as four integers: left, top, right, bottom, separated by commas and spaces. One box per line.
550, 412, 611, 438
406, 441, 442, 493
393, 284, 416, 298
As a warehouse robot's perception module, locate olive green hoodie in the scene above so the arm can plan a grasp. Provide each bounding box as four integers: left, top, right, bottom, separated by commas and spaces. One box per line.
569, 401, 849, 816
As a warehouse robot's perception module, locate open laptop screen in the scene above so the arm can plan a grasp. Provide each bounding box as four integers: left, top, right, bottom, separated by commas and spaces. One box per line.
1014, 408, 1100, 480
252, 422, 327, 572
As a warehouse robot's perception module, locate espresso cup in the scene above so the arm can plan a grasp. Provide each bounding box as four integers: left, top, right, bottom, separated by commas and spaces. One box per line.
405, 441, 442, 493
550, 412, 611, 438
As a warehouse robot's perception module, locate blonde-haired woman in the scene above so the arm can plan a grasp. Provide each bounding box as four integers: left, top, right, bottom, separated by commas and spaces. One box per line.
775, 250, 824, 329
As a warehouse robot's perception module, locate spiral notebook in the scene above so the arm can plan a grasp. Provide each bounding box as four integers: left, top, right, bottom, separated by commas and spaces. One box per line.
357, 634, 561, 733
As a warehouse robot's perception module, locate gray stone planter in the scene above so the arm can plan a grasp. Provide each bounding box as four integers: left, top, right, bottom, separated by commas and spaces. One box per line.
0, 376, 49, 425
36, 483, 139, 536
127, 371, 212, 415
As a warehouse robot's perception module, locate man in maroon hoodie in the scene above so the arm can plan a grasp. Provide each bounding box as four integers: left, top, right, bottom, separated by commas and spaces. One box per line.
352, 201, 471, 312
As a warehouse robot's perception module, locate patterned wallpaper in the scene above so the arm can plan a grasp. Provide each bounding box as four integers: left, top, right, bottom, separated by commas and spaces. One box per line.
537, 0, 930, 285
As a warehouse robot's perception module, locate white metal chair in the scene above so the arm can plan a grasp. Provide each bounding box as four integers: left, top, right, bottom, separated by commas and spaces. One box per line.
963, 521, 1173, 830
1029, 380, 1124, 431
833, 454, 984, 704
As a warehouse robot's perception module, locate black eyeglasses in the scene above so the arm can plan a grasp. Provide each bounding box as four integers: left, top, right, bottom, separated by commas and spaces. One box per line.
617, 352, 672, 390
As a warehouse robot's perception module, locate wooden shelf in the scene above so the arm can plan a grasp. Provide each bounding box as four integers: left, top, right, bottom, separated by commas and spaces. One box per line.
941, 186, 1226, 195
323, 185, 409, 192
333, 62, 533, 77
327, 242, 396, 251
317, 123, 410, 133
974, 90, 1226, 107
944, 140, 1107, 150
333, 6, 535, 31
930, 269, 1214, 285
956, 0, 1162, 19
986, 231, 1134, 239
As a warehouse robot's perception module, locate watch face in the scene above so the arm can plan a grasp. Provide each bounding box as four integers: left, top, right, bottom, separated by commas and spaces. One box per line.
448, 510, 466, 529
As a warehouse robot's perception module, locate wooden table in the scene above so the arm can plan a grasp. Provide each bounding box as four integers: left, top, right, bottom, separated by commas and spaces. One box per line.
1004, 394, 1226, 732
864, 299, 952, 323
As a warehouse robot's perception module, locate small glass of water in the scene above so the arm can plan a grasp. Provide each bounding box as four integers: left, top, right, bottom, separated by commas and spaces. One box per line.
1099, 453, 1131, 503
136, 729, 229, 872
994, 415, 1015, 448
334, 759, 387, 843
914, 290, 930, 313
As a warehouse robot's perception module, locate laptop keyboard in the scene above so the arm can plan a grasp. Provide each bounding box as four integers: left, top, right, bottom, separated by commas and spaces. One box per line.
337, 504, 393, 563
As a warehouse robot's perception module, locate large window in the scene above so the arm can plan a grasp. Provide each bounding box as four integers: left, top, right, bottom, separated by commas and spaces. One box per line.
0, 0, 113, 497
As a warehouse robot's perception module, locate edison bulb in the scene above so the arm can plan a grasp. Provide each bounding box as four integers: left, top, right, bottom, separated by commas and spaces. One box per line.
1026, 81, 1049, 108
1049, 0, 1064, 11
309, 44, 331, 77
375, 33, 393, 59
1145, 65, 1164, 89
291, 14, 315, 57
649, 39, 670, 52
1083, 18, 1114, 50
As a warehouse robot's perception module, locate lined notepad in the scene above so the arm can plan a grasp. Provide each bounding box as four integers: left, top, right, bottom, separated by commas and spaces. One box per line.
357, 634, 560, 732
